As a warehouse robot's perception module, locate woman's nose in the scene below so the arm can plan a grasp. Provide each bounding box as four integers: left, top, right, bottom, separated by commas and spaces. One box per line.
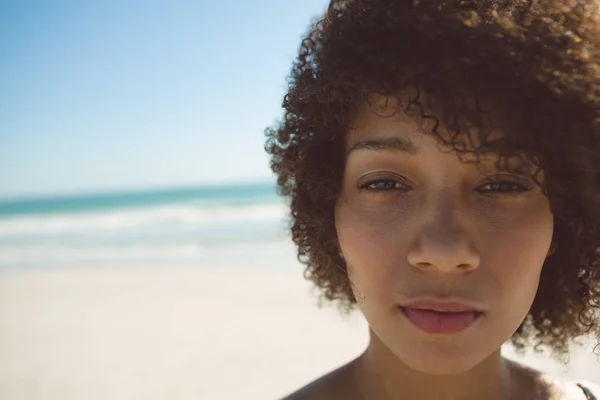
406, 196, 481, 274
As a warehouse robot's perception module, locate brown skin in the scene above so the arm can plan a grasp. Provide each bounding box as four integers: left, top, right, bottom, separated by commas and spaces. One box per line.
337, 97, 553, 376
342, 98, 551, 399
282, 357, 567, 400
282, 99, 561, 400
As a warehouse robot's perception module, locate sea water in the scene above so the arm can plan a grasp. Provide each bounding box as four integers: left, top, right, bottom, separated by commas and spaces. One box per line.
0, 182, 298, 270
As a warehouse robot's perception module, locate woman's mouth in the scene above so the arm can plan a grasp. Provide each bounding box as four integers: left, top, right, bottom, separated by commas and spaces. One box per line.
400, 307, 483, 334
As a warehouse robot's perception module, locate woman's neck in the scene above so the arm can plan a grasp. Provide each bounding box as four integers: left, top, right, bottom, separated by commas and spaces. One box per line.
352, 330, 515, 400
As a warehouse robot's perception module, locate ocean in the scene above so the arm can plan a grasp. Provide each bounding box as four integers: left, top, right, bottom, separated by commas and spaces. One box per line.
0, 182, 297, 271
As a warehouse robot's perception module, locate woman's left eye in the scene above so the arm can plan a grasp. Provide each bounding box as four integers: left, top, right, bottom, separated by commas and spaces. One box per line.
476, 180, 532, 194
358, 179, 408, 191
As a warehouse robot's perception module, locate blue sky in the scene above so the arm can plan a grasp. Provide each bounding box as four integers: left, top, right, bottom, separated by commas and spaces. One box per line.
0, 0, 329, 199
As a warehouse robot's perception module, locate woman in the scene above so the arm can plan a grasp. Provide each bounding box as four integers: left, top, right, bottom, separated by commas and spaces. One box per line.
265, 0, 600, 399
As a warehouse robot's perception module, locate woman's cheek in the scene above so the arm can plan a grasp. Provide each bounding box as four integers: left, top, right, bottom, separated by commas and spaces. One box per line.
337, 194, 404, 252
477, 196, 553, 255
487, 205, 553, 283
336, 194, 416, 291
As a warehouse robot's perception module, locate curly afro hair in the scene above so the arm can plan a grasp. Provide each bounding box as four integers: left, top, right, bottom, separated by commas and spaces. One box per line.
265, 0, 600, 361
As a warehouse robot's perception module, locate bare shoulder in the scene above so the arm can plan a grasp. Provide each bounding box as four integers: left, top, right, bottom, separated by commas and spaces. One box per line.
280, 360, 358, 400
505, 358, 597, 400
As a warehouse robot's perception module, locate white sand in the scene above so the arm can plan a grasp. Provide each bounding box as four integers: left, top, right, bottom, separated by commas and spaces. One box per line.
0, 267, 598, 400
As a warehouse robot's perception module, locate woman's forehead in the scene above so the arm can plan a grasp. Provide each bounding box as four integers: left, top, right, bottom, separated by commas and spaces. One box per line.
345, 97, 539, 176
347, 93, 515, 154
347, 107, 506, 154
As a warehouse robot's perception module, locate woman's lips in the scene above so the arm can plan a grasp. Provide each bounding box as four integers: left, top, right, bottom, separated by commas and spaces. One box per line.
400, 307, 483, 334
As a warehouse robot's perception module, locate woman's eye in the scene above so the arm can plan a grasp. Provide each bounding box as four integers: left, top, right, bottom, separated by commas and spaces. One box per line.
476, 180, 532, 194
359, 179, 407, 191
357, 176, 533, 195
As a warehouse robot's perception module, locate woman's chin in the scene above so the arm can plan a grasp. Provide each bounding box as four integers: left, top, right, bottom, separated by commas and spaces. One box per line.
390, 343, 489, 375
400, 356, 481, 375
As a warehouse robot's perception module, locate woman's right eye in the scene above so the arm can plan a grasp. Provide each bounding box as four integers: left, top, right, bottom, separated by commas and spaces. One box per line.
358, 179, 408, 191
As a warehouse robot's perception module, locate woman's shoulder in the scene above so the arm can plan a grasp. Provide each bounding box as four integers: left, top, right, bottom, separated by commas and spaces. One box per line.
565, 380, 600, 400
280, 358, 600, 400
533, 371, 599, 399
279, 360, 359, 400
537, 373, 600, 399
506, 359, 599, 400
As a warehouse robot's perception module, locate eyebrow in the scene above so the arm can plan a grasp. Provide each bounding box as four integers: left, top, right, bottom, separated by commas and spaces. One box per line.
347, 136, 523, 157
347, 136, 420, 156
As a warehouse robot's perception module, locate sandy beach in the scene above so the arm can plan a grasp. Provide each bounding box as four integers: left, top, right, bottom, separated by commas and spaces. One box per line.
1, 267, 599, 400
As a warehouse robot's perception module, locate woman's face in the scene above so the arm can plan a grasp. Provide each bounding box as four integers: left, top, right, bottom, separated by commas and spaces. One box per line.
334, 97, 554, 375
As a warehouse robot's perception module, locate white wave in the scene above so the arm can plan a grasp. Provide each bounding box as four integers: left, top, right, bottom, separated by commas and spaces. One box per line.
0, 240, 294, 266
0, 203, 290, 236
